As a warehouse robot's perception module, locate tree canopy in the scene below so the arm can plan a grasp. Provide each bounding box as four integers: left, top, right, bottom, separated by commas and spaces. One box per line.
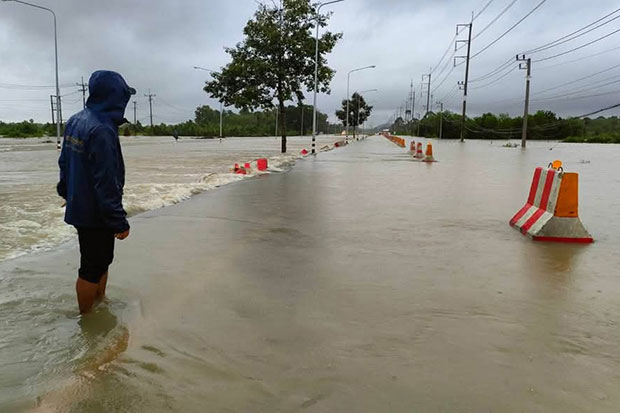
204, 0, 342, 153
335, 92, 373, 137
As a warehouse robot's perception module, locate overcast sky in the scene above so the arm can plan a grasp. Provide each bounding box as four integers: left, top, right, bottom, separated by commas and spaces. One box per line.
1, 0, 619, 126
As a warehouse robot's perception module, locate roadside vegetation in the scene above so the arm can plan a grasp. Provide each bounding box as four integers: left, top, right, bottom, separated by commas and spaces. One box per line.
389, 111, 620, 142
0, 104, 340, 138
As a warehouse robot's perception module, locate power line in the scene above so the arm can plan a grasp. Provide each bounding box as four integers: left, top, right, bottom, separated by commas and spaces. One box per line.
534, 27, 620, 63
60, 89, 81, 98
473, 0, 495, 21
531, 79, 620, 102
468, 57, 514, 83
431, 34, 459, 75
437, 84, 459, 103
471, 9, 620, 84
144, 90, 156, 128
472, 0, 519, 41
534, 63, 620, 95
0, 82, 73, 90
579, 102, 620, 118
536, 45, 620, 70
472, 0, 548, 59
76, 76, 87, 109
470, 65, 518, 90
524, 7, 620, 55
429, 0, 495, 80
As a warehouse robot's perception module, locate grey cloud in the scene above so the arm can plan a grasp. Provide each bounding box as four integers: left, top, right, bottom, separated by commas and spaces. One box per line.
1, 0, 619, 126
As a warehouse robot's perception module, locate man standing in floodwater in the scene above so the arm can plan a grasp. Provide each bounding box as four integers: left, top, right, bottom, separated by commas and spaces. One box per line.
57, 70, 135, 314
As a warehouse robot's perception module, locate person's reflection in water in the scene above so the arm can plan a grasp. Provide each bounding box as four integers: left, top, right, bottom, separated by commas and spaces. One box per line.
78, 304, 129, 372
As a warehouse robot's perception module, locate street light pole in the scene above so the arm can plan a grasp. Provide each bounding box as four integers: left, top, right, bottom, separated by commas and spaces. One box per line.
312, 0, 343, 155
346, 65, 376, 139
193, 66, 223, 139
356, 88, 377, 138
3, 0, 61, 150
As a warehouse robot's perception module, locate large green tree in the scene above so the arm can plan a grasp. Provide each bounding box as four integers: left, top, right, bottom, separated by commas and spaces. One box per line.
204, 0, 342, 153
335, 92, 373, 137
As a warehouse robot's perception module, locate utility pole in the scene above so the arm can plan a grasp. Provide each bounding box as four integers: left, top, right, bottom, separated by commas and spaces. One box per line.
50, 95, 55, 125
144, 90, 156, 128
57, 95, 62, 127
76, 76, 87, 109
133, 101, 137, 124
356, 94, 361, 137
517, 54, 531, 148
300, 104, 304, 136
50, 94, 63, 128
410, 80, 415, 121
416, 113, 421, 137
456, 21, 473, 143
422, 72, 432, 116
437, 102, 444, 139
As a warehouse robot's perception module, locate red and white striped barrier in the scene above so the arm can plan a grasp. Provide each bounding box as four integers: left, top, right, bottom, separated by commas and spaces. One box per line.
414, 142, 424, 160
509, 165, 593, 243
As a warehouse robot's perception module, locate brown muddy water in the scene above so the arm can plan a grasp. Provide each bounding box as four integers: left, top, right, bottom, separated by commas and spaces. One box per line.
1, 136, 620, 412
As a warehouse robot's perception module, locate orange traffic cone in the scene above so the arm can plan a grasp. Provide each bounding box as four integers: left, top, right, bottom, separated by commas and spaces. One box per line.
422, 143, 436, 162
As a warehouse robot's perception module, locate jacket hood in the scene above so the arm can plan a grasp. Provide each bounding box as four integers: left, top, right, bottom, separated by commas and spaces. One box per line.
86, 70, 135, 125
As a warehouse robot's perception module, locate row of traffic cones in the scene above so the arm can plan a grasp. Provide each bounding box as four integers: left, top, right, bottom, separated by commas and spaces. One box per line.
232, 141, 343, 174
232, 158, 269, 175
383, 134, 406, 148
409, 140, 436, 162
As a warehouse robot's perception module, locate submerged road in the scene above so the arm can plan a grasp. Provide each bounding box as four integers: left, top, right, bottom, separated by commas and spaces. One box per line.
3, 136, 620, 412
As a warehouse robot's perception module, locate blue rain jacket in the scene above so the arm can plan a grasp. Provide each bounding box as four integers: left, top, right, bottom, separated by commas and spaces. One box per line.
57, 70, 135, 233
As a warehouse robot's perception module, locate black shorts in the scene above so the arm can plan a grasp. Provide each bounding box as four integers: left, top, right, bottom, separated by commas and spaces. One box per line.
76, 227, 115, 284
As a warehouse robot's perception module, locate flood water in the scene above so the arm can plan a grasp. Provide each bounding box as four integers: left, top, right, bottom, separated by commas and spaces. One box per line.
0, 135, 335, 262
1, 136, 620, 411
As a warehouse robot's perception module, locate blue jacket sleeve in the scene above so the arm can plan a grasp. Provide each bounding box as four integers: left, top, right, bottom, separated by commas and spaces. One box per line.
88, 126, 130, 233
57, 141, 67, 199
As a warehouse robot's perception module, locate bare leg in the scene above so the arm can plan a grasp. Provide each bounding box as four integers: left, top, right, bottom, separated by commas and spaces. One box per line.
96, 272, 108, 302
76, 277, 99, 314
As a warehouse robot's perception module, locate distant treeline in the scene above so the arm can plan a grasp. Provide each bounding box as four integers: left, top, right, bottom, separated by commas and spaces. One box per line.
0, 104, 341, 138
126, 104, 341, 137
0, 120, 57, 138
390, 110, 620, 143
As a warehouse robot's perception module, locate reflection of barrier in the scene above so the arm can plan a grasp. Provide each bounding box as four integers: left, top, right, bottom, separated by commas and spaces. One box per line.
510, 164, 593, 243
422, 143, 436, 163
